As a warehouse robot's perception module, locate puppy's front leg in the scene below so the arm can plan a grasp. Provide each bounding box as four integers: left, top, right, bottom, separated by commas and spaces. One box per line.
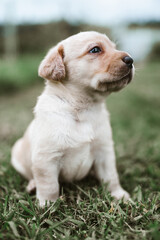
93, 142, 130, 200
32, 153, 60, 207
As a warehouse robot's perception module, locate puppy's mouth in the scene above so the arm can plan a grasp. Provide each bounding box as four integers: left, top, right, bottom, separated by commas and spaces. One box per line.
98, 71, 133, 92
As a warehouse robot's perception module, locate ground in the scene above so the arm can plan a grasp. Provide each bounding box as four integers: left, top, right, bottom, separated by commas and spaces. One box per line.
0, 60, 160, 239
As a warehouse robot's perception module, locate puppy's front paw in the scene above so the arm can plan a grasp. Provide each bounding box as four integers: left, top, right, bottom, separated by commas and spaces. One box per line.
111, 187, 130, 201
38, 199, 49, 208
37, 197, 56, 208
37, 192, 58, 208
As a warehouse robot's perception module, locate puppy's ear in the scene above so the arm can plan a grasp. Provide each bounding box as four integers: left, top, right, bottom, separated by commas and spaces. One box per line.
38, 45, 65, 81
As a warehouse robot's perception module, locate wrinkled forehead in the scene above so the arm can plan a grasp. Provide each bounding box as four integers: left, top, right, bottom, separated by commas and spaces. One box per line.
62, 32, 115, 53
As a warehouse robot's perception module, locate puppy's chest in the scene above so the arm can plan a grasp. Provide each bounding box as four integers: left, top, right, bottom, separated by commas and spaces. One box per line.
60, 143, 93, 182
59, 108, 102, 182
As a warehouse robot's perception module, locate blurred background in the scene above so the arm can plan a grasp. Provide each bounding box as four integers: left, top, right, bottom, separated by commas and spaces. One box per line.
0, 0, 160, 190
0, 0, 160, 93
0, 0, 160, 92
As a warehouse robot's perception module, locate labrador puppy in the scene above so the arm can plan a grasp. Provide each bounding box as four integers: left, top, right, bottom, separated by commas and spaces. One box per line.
11, 31, 134, 207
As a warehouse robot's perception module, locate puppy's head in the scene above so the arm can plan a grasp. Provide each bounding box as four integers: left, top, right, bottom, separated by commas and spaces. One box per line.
38, 31, 134, 93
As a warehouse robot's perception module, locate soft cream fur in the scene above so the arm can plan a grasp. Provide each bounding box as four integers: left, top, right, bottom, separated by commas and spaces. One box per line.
11, 31, 134, 206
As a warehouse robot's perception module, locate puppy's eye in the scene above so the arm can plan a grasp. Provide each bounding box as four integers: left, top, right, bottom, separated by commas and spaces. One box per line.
89, 47, 101, 53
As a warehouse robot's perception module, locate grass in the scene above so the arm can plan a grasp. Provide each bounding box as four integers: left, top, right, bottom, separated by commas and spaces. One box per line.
0, 60, 160, 239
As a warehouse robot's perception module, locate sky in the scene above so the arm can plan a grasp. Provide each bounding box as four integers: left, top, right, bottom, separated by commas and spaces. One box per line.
0, 0, 160, 26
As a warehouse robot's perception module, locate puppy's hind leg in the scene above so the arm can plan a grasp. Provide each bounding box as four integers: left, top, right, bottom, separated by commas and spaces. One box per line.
11, 138, 33, 180
26, 179, 36, 193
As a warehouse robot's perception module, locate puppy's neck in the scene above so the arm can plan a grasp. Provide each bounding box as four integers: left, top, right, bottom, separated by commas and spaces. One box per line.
45, 80, 107, 111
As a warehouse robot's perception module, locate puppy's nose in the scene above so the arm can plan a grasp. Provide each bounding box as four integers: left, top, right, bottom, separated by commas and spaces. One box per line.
122, 56, 133, 68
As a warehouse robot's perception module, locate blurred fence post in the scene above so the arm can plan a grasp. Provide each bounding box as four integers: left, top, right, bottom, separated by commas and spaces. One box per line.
3, 0, 18, 59
4, 23, 18, 59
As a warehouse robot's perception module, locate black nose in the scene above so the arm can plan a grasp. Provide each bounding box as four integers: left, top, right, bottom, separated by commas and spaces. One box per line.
122, 56, 133, 68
